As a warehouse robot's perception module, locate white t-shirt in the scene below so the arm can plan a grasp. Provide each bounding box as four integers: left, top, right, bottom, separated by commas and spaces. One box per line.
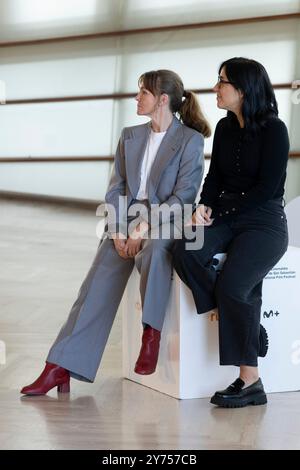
136, 129, 167, 200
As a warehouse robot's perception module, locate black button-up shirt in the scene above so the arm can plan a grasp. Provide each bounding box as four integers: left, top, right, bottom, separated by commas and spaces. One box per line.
199, 116, 290, 223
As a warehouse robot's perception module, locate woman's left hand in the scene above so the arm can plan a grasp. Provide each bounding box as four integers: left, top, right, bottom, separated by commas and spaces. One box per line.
124, 221, 149, 257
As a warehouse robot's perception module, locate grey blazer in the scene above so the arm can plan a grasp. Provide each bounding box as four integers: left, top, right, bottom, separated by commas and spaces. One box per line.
105, 115, 204, 233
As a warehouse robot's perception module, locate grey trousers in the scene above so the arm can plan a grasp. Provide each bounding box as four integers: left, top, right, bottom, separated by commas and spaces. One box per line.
47, 232, 174, 382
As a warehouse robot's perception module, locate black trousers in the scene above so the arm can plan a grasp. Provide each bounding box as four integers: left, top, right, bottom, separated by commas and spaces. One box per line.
172, 198, 289, 367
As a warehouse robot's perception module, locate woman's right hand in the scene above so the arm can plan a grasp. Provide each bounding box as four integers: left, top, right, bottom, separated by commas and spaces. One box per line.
186, 204, 213, 226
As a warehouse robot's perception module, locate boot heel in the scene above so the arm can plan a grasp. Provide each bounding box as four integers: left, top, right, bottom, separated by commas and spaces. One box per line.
57, 381, 70, 393
252, 394, 267, 406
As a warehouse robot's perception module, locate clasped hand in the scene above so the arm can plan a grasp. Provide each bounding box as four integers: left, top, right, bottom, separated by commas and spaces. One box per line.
112, 221, 149, 258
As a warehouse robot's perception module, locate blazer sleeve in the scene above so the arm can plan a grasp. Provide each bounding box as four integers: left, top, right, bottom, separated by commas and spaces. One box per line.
105, 128, 128, 235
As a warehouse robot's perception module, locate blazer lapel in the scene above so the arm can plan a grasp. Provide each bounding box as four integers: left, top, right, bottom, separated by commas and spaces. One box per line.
124, 122, 151, 198
148, 116, 183, 202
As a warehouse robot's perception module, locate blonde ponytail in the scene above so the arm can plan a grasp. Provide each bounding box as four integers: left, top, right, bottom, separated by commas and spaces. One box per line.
179, 90, 211, 137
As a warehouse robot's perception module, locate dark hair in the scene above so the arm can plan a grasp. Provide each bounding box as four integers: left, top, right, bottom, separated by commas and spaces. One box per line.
138, 69, 211, 137
219, 57, 278, 133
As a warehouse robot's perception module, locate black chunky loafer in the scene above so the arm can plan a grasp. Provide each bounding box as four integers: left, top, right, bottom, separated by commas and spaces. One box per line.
210, 378, 267, 408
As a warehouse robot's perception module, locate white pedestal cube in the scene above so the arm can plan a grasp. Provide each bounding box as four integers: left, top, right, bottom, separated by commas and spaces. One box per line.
122, 246, 300, 399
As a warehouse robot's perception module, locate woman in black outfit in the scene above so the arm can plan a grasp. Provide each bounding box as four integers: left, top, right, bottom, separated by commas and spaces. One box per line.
173, 57, 289, 408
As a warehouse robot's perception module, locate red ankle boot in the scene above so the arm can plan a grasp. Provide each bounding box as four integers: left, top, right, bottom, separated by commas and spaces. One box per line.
20, 362, 70, 395
134, 327, 161, 375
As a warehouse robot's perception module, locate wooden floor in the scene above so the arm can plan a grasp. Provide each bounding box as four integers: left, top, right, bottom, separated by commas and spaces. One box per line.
1, 197, 300, 450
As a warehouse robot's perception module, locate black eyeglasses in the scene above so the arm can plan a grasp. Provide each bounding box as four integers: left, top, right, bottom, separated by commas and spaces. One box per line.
217, 75, 235, 86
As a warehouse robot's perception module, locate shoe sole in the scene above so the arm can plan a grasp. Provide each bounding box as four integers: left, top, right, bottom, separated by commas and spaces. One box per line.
20, 381, 70, 395
210, 392, 268, 408
259, 324, 269, 357
134, 368, 156, 375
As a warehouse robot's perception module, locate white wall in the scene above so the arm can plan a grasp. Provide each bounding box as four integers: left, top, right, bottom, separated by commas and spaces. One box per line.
0, 6, 299, 202
286, 20, 300, 203
1, 0, 299, 41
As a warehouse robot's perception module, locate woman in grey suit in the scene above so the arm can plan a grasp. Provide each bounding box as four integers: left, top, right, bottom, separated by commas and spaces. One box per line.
21, 69, 210, 395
